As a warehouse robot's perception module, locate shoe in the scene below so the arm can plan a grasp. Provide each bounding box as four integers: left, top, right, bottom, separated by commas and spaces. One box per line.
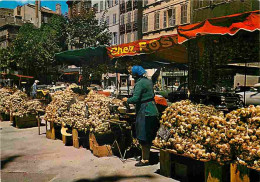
135, 161, 149, 167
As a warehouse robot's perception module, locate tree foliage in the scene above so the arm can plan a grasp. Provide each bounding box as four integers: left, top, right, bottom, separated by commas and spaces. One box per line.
66, 9, 111, 49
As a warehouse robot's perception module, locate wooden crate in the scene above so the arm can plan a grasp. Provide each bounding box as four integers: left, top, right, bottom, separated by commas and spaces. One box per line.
160, 149, 230, 182
72, 128, 79, 149
78, 130, 89, 149
46, 122, 61, 140
14, 115, 38, 128
205, 161, 230, 182
89, 132, 113, 157
231, 164, 260, 182
160, 150, 205, 182
61, 124, 72, 146
46, 121, 55, 140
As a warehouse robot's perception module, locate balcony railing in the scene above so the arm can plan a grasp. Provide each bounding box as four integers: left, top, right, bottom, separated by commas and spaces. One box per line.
126, 23, 132, 32
120, 4, 125, 14
132, 22, 138, 31
120, 24, 125, 34
126, 1, 132, 12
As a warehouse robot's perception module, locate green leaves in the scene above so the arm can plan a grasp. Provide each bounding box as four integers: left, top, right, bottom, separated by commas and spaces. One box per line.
66, 9, 111, 48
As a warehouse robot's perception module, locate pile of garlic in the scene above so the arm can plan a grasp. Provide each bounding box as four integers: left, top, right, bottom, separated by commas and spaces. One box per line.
153, 100, 260, 167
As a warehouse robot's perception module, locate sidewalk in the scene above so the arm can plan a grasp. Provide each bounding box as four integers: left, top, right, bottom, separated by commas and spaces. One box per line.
0, 122, 177, 182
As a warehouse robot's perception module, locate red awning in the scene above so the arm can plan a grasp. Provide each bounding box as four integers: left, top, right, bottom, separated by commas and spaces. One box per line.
178, 10, 260, 44
106, 34, 188, 63
13, 74, 34, 79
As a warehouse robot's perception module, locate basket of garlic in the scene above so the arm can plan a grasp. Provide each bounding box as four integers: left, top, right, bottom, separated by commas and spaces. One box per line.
154, 100, 260, 181
0, 88, 15, 121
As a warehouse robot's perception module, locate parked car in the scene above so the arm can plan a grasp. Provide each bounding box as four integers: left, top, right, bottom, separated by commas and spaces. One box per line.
236, 83, 260, 106
168, 83, 243, 111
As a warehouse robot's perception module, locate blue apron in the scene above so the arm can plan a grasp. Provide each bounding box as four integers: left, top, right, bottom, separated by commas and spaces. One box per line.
135, 101, 158, 144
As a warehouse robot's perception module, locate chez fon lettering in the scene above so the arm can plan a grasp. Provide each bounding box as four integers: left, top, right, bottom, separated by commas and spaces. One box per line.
110, 37, 176, 56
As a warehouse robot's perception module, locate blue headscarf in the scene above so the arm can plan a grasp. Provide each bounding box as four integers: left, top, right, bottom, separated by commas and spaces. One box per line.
132, 66, 146, 76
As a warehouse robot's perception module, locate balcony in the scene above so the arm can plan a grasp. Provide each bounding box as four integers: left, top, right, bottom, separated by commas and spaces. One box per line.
120, 24, 125, 34
126, 23, 132, 33
120, 4, 125, 14
132, 22, 138, 31
126, 1, 132, 12
133, 0, 138, 9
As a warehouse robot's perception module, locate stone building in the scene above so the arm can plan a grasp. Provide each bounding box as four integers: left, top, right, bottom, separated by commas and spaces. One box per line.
13, 1, 61, 28
142, 0, 191, 39
93, 0, 120, 45
119, 0, 143, 44
67, 0, 92, 19
191, 0, 259, 23
0, 8, 22, 48
0, 1, 62, 49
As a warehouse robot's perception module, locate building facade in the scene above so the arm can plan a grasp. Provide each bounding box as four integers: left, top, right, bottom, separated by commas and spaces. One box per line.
0, 8, 22, 48
67, 0, 92, 19
119, 0, 143, 44
191, 0, 259, 23
93, 0, 120, 45
0, 1, 61, 49
13, 1, 61, 28
142, 0, 191, 39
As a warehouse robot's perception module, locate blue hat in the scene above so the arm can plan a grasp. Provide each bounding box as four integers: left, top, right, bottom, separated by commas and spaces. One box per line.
132, 66, 146, 76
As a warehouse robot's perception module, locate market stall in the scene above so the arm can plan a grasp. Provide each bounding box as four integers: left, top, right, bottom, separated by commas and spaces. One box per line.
52, 10, 260, 181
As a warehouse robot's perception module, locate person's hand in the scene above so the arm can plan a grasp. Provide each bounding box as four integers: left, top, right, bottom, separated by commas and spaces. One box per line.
122, 97, 128, 102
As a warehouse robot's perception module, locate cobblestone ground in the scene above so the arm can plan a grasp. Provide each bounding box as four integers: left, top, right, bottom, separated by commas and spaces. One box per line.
0, 121, 178, 182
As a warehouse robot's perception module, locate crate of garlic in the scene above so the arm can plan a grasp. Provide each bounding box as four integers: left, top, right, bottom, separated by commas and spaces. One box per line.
0, 88, 15, 115
153, 100, 260, 170
44, 89, 126, 135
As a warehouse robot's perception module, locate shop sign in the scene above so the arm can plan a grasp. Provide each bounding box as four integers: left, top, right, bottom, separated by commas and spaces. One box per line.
106, 34, 178, 59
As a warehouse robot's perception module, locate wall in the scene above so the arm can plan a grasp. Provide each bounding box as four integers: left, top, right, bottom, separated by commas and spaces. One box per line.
192, 0, 259, 23
143, 0, 190, 39
94, 0, 120, 45
0, 8, 13, 18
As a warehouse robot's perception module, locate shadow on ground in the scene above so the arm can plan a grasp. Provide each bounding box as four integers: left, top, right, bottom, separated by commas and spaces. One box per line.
1, 155, 21, 169
73, 174, 155, 182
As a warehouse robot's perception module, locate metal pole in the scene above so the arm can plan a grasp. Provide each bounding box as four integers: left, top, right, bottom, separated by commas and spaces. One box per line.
244, 59, 247, 106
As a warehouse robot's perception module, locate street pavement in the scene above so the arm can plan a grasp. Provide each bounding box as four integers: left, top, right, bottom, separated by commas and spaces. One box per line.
0, 121, 178, 182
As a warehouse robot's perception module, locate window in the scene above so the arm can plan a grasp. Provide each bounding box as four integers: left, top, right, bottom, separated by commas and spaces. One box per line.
181, 4, 187, 24
133, 31, 138, 41
113, 32, 118, 45
120, 34, 124, 44
93, 3, 98, 12
127, 12, 131, 23
106, 16, 110, 26
127, 33, 131, 43
143, 0, 148, 7
163, 11, 167, 28
133, 10, 138, 23
142, 15, 148, 32
168, 8, 176, 27
107, 0, 111, 8
120, 14, 125, 25
198, 0, 203, 8
154, 12, 160, 30
100, 1, 104, 11
113, 14, 117, 25
115, 0, 118, 5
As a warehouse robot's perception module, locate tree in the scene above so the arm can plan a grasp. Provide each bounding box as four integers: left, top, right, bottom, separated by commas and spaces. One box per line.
10, 15, 67, 82
66, 9, 111, 49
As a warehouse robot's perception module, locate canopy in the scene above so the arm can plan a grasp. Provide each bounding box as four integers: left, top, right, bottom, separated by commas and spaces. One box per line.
55, 46, 108, 66
178, 10, 260, 44
106, 34, 188, 64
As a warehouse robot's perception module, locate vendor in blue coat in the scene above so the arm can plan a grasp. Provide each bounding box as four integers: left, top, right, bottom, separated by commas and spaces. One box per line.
123, 65, 159, 167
